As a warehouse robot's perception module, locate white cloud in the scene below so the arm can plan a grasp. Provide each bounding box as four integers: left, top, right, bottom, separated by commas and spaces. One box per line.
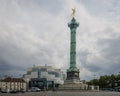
0, 0, 120, 80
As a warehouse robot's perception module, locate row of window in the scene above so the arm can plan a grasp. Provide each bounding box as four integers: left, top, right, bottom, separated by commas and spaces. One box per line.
26, 68, 63, 78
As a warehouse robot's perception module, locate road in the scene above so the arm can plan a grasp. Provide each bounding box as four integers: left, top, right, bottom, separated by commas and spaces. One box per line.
0, 91, 120, 96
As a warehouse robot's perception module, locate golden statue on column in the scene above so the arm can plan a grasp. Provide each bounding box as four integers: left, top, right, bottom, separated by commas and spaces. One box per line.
72, 8, 76, 17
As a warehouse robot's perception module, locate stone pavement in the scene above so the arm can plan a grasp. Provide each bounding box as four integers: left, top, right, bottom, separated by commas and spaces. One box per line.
0, 91, 120, 96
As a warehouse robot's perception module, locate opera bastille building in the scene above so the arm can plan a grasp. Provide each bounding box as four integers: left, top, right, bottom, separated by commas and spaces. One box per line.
23, 65, 65, 90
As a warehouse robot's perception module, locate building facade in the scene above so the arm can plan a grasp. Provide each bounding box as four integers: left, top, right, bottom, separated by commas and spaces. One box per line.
0, 77, 26, 91
23, 66, 65, 89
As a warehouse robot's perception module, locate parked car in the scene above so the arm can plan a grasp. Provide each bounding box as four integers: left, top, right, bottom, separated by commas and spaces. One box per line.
31, 87, 41, 92
9, 89, 18, 93
1, 89, 7, 93
114, 86, 120, 92
1, 89, 10, 93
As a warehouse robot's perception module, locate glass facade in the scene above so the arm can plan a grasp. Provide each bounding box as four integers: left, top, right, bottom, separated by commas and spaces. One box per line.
24, 66, 65, 85
29, 78, 54, 90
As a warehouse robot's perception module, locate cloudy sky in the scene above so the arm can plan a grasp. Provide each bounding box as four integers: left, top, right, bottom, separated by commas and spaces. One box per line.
0, 0, 120, 80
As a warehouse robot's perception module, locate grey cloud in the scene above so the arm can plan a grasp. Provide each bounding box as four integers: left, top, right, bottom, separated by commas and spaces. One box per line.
16, 0, 63, 14
76, 24, 120, 79
0, 58, 25, 76
0, 0, 120, 80
80, 0, 120, 21
97, 36, 120, 72
0, 0, 66, 76
83, 36, 120, 75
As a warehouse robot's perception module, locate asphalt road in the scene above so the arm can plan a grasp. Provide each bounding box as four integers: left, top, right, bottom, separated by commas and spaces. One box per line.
0, 91, 120, 96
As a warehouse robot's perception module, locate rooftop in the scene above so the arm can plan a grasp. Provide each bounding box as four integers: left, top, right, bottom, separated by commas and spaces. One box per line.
1, 77, 25, 82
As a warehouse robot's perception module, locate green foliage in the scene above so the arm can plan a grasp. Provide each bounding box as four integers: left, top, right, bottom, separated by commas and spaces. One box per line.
87, 74, 120, 88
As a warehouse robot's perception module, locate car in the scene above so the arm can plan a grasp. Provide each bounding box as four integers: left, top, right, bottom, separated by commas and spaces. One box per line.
1, 89, 10, 93
114, 86, 120, 92
31, 87, 41, 92
9, 89, 18, 93
1, 89, 7, 93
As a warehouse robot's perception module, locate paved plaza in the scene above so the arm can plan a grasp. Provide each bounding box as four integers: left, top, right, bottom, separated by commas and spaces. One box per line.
0, 91, 120, 96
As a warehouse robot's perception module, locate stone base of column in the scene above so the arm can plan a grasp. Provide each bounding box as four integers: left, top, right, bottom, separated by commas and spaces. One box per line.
58, 82, 88, 90
64, 79, 81, 84
66, 71, 80, 83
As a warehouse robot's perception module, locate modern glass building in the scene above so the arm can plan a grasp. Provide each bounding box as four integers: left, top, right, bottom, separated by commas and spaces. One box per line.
23, 66, 65, 90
